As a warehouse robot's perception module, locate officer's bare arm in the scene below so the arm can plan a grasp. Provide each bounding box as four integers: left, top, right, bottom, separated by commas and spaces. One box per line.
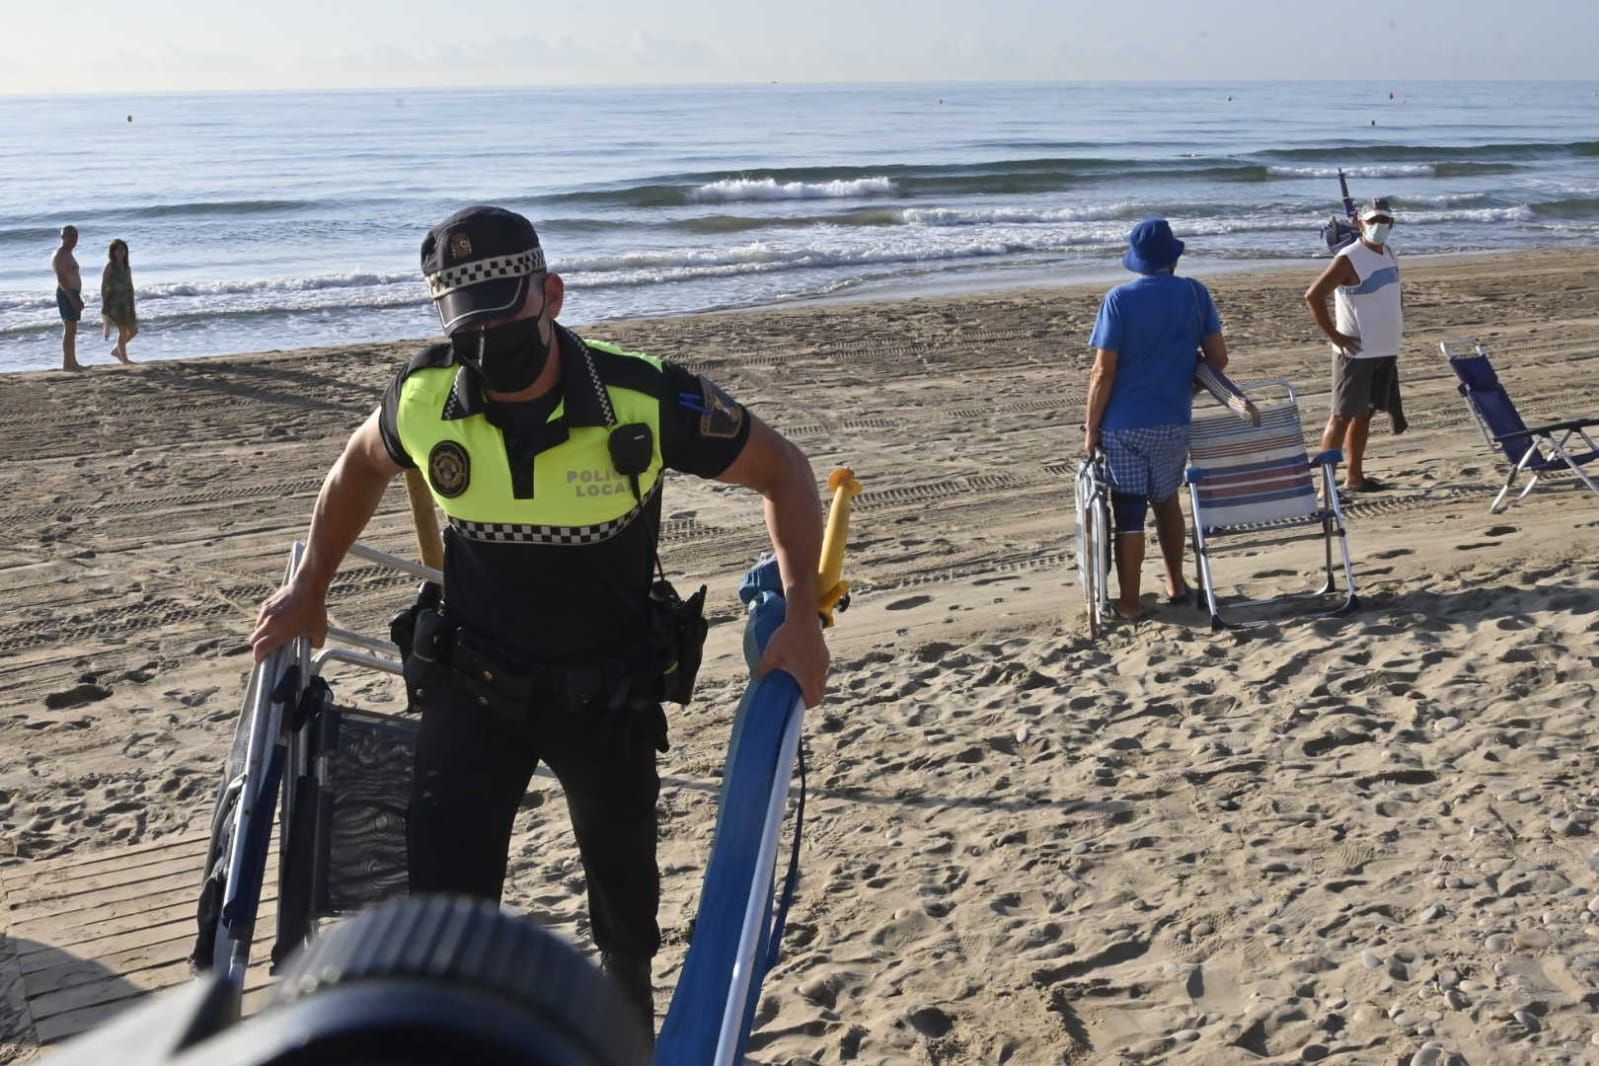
713, 416, 830, 705
716, 416, 822, 609
250, 411, 403, 661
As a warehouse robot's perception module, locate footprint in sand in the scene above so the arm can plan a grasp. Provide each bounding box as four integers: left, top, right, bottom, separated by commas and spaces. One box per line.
1484, 525, 1518, 537
887, 594, 933, 611
1372, 548, 1414, 560
44, 683, 112, 710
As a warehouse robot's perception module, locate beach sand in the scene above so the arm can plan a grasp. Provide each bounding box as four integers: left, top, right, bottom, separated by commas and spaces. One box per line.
4, 246, 1599, 1064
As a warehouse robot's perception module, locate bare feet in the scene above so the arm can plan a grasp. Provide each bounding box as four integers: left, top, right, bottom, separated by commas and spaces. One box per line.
1113, 603, 1143, 622
111, 346, 131, 364
60, 361, 84, 372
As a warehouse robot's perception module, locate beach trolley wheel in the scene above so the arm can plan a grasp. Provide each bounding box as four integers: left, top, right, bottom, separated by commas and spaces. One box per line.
263, 896, 651, 1065
1074, 453, 1114, 639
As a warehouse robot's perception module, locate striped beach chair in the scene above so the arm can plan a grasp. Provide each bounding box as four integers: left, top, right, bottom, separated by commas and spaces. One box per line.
1185, 381, 1359, 629
1441, 339, 1599, 513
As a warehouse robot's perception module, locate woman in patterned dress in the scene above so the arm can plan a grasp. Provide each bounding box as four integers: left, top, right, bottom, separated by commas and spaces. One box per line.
100, 239, 137, 364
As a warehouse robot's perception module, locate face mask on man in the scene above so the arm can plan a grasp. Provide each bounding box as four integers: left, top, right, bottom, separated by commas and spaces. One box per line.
1364, 221, 1392, 246
457, 294, 551, 393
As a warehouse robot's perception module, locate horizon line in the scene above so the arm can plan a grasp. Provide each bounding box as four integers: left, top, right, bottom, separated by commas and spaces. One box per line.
5, 76, 1599, 101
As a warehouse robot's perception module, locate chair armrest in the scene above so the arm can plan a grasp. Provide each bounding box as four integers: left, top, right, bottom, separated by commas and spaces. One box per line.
1185, 466, 1208, 485
1492, 417, 1599, 442
1309, 449, 1342, 467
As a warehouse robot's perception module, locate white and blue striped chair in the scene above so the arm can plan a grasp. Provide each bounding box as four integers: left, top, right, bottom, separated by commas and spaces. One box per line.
1185, 381, 1360, 629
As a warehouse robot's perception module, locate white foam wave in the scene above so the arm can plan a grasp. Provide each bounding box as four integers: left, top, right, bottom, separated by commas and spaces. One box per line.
687, 177, 899, 203
140, 271, 420, 302
1406, 205, 1537, 223
901, 203, 1143, 226
1268, 164, 1436, 179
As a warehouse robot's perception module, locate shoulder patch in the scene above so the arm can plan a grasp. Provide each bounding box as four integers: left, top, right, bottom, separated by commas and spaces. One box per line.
698, 378, 745, 439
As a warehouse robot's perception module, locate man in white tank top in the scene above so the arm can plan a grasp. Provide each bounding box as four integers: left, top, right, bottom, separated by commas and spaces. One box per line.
1304, 198, 1403, 493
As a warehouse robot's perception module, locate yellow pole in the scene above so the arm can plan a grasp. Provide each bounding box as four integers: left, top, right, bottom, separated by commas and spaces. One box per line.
403, 468, 445, 572
817, 467, 863, 626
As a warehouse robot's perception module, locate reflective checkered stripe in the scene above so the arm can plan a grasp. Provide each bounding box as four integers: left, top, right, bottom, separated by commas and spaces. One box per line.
449, 483, 658, 545
425, 248, 545, 299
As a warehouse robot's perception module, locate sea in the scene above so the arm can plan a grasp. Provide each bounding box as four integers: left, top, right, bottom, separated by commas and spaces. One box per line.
2, 81, 1597, 372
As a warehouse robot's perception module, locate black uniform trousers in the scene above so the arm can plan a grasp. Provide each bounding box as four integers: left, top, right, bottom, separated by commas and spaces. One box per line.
405, 680, 663, 962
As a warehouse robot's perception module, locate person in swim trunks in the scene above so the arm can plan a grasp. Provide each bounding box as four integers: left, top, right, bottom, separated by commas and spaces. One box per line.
51, 225, 85, 371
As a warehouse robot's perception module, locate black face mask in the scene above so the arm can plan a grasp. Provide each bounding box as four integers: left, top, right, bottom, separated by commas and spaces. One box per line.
459, 312, 551, 393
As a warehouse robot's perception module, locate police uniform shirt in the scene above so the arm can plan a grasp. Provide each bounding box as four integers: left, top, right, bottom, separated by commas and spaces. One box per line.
376, 326, 751, 665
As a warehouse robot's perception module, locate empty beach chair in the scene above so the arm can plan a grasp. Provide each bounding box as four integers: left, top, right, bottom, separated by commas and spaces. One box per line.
1441, 339, 1599, 513
1185, 381, 1359, 629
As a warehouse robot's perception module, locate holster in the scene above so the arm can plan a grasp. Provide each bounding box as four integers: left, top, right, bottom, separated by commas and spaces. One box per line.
649, 578, 707, 706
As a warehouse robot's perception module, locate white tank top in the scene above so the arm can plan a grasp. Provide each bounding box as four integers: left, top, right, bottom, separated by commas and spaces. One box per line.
1332, 241, 1402, 359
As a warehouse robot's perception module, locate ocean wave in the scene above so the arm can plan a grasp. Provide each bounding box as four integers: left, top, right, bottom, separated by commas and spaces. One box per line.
127, 199, 317, 219
0, 270, 422, 315
686, 177, 899, 203
901, 203, 1147, 226
138, 271, 421, 302
528, 148, 1558, 209
1269, 163, 1440, 179
1262, 140, 1599, 163
0, 225, 63, 246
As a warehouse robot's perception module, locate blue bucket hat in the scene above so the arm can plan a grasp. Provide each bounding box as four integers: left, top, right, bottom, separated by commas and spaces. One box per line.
1122, 218, 1185, 275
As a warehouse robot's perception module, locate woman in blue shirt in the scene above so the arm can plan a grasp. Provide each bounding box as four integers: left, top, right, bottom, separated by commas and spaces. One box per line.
1083, 219, 1231, 621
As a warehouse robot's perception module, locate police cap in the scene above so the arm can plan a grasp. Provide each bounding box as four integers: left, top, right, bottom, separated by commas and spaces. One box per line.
421, 205, 545, 335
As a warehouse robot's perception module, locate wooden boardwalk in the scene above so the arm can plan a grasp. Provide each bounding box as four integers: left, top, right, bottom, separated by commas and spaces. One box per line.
1, 832, 275, 1050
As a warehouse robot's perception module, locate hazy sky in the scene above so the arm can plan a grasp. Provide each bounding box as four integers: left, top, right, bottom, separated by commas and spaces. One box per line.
6, 0, 1598, 94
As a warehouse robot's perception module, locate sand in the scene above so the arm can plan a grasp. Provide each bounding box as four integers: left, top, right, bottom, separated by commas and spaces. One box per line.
4, 246, 1599, 1064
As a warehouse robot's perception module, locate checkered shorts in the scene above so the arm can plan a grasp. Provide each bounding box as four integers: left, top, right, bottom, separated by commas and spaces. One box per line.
1102, 424, 1189, 502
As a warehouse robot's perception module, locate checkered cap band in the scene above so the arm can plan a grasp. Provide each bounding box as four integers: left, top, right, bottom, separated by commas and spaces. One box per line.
425, 248, 545, 300
449, 483, 657, 545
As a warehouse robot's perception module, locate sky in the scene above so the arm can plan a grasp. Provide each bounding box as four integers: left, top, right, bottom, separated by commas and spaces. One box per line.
4, 0, 1598, 94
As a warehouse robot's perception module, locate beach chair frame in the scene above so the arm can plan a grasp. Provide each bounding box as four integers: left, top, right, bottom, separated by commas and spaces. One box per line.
1185, 381, 1360, 630
1073, 451, 1115, 638
194, 540, 431, 1002
1440, 339, 1599, 513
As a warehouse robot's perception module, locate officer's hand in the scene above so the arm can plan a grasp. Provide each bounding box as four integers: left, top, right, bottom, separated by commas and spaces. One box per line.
758, 615, 830, 708
250, 578, 328, 663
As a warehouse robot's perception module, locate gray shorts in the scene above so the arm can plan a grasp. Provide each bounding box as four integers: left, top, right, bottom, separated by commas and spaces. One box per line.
1331, 354, 1396, 418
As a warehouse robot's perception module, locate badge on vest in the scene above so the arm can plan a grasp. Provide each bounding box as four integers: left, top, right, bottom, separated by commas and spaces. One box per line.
428, 441, 471, 498
699, 379, 744, 440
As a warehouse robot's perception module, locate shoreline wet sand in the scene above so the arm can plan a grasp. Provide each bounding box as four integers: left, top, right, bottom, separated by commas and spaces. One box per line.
4, 246, 1599, 1063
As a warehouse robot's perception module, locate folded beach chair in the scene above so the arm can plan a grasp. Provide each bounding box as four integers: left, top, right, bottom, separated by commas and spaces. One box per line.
1185, 381, 1359, 629
192, 540, 427, 987
1073, 451, 1115, 639
1440, 339, 1599, 513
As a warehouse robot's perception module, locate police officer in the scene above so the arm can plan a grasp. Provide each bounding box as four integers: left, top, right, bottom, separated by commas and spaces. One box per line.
249, 206, 830, 1029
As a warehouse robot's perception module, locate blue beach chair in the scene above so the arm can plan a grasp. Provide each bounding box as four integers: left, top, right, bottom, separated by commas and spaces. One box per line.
1441, 339, 1599, 513
1185, 381, 1359, 629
